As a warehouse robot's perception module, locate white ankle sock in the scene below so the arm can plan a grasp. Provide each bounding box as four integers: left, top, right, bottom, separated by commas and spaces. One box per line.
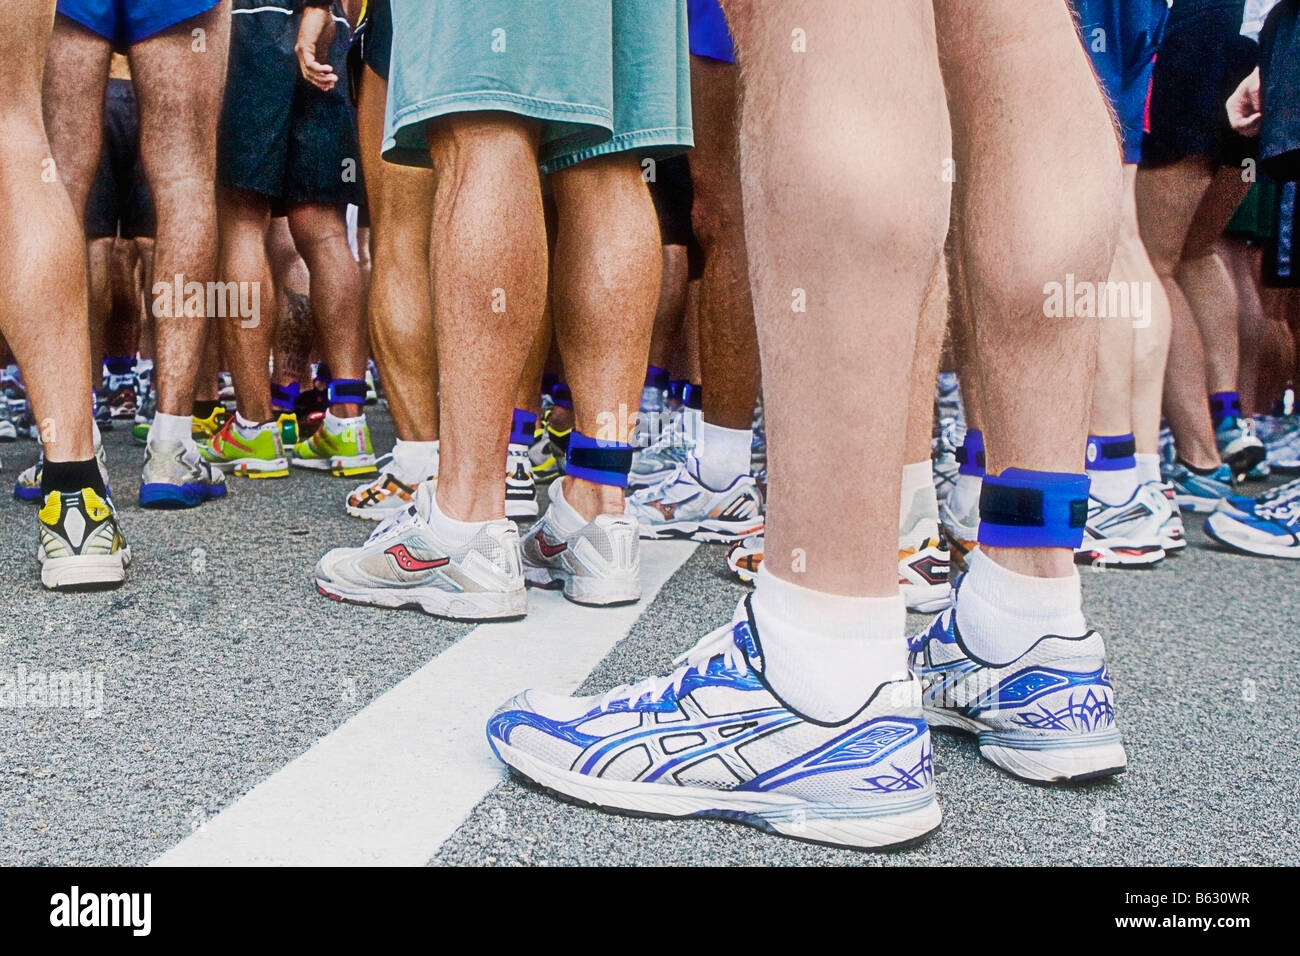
427, 487, 493, 548
955, 549, 1087, 665
681, 406, 702, 444
1087, 465, 1138, 506
391, 439, 439, 481
325, 410, 364, 433
900, 460, 937, 528
150, 412, 192, 446
947, 472, 982, 519
1135, 453, 1162, 486
234, 412, 272, 433
749, 564, 907, 723
695, 420, 752, 489
547, 479, 588, 535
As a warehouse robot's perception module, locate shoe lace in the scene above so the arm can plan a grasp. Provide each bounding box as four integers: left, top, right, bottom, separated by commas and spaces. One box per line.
597, 623, 741, 709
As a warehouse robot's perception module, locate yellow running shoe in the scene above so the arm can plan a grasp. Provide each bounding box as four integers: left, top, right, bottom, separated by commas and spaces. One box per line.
291, 414, 377, 477
201, 416, 290, 478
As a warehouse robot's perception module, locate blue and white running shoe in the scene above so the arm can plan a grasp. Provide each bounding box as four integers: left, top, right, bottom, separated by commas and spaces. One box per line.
1205, 497, 1300, 559
1215, 416, 1266, 481
487, 601, 941, 850
1161, 459, 1235, 514
908, 576, 1126, 783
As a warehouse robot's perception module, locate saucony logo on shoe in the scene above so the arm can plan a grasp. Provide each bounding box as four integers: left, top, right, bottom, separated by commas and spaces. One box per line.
536, 533, 567, 558
384, 544, 450, 572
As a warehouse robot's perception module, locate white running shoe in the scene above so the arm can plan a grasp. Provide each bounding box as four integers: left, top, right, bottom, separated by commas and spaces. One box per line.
520, 480, 640, 606
345, 456, 432, 521
506, 443, 539, 520
627, 461, 764, 542
488, 600, 941, 850
316, 484, 526, 620
899, 484, 951, 613
1074, 487, 1167, 568
939, 495, 979, 572
1149, 481, 1187, 553
909, 578, 1126, 783
629, 413, 691, 489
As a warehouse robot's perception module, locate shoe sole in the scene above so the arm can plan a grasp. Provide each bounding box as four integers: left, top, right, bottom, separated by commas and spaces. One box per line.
345, 502, 410, 521
926, 711, 1127, 783
316, 578, 527, 621
1174, 493, 1224, 514
902, 581, 951, 613
638, 518, 765, 544
139, 482, 228, 509
1204, 512, 1300, 559
41, 552, 128, 591
291, 455, 377, 478
209, 458, 289, 479
523, 566, 641, 607
1074, 542, 1166, 568
1222, 441, 1266, 480
490, 736, 942, 851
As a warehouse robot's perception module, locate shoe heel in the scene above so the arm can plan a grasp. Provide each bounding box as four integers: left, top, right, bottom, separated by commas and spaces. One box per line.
978, 729, 1127, 783
763, 796, 942, 851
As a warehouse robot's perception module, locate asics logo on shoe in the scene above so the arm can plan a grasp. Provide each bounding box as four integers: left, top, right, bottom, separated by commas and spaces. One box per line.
536, 533, 568, 558
384, 544, 450, 573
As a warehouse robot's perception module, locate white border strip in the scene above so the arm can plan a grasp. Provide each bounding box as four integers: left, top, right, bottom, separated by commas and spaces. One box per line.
153, 540, 698, 866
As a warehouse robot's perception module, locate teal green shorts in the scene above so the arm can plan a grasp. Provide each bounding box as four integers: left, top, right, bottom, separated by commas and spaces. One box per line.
383, 0, 693, 174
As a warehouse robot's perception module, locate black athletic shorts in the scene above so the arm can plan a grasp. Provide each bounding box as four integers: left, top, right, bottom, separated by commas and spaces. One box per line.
647, 154, 704, 280
347, 0, 390, 104
1142, 0, 1258, 169
85, 78, 155, 240
218, 0, 363, 206
1266, 179, 1300, 286
1259, 0, 1300, 182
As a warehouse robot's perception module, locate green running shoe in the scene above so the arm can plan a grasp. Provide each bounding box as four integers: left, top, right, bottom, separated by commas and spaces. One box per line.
290, 415, 377, 477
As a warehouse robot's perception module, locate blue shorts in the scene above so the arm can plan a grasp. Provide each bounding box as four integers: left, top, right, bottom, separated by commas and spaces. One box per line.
57, 0, 222, 48
688, 0, 734, 64
1069, 0, 1169, 164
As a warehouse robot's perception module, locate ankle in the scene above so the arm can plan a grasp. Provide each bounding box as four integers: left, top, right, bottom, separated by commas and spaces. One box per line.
981, 546, 1076, 579
562, 476, 625, 522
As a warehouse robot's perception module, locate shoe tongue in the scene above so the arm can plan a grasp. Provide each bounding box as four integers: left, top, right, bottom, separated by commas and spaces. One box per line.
730, 599, 764, 672
412, 481, 436, 521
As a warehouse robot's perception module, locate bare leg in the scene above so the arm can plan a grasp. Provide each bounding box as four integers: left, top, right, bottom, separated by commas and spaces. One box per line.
216, 188, 274, 422
689, 54, 759, 433
1126, 171, 1173, 458
427, 115, 547, 522
937, 0, 1121, 578
287, 202, 367, 418
648, 245, 688, 373
1225, 239, 1264, 417
267, 215, 313, 392
358, 65, 436, 441
727, 0, 951, 597
106, 237, 142, 364
130, 2, 230, 419
42, 15, 110, 221
135, 237, 156, 362
1137, 157, 1221, 468
1177, 168, 1250, 401
86, 237, 113, 384
906, 255, 949, 466
550, 154, 662, 520
0, 0, 95, 463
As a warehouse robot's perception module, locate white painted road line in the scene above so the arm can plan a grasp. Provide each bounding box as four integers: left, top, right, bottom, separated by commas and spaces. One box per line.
153, 540, 699, 867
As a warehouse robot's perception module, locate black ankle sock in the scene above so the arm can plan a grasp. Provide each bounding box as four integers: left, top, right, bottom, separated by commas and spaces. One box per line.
1178, 457, 1221, 477
194, 400, 222, 419
41, 458, 106, 498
